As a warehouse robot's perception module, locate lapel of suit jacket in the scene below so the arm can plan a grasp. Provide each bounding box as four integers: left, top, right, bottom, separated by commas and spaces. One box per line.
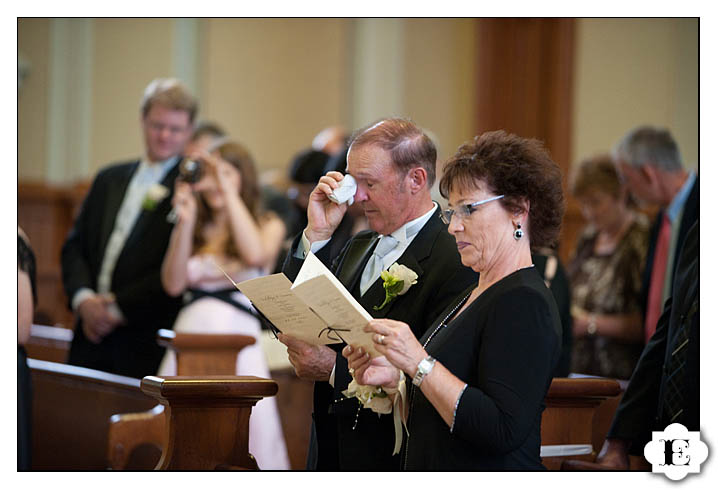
99, 161, 140, 258
362, 208, 443, 316
121, 157, 181, 254
336, 233, 380, 293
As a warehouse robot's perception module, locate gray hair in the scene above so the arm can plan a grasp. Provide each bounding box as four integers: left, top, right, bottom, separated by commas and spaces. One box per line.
612, 125, 683, 172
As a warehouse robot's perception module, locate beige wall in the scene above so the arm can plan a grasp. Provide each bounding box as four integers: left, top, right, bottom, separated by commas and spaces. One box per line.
404, 19, 477, 165
91, 19, 176, 170
18, 18, 50, 181
572, 18, 699, 172
18, 18, 698, 185
200, 18, 351, 170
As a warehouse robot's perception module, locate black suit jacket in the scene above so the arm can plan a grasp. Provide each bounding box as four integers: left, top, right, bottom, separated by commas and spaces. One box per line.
640, 176, 698, 319
283, 207, 477, 470
608, 220, 699, 454
62, 158, 184, 378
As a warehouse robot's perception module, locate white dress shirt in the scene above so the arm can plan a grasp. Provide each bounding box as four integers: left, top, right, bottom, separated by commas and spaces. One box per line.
71, 156, 177, 316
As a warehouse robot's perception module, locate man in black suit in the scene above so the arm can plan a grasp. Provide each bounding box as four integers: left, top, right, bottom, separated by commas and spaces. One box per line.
595, 220, 698, 468
612, 126, 698, 343
279, 118, 477, 470
61, 78, 197, 378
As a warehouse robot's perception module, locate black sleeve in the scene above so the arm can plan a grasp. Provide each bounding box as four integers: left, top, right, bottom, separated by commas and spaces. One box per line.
281, 230, 346, 281
18, 234, 37, 303
452, 286, 559, 454
606, 288, 671, 453
60, 170, 106, 306
552, 261, 572, 377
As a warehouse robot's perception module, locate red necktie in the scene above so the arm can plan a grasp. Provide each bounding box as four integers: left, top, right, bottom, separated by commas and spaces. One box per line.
645, 213, 671, 342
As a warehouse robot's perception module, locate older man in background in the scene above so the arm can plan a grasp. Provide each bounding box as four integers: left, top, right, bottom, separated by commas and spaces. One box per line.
612, 125, 698, 343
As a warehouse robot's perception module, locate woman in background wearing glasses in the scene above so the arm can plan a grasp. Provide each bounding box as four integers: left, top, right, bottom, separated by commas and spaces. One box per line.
344, 130, 565, 470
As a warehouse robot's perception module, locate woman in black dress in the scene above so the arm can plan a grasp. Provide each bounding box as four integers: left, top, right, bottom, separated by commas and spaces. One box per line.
344, 130, 564, 470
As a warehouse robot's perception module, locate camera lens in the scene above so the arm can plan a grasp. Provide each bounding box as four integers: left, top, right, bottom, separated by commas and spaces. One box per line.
179, 159, 202, 182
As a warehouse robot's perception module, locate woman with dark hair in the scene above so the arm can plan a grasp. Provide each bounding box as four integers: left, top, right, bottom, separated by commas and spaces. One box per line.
157, 141, 289, 469
343, 130, 564, 470
568, 154, 649, 380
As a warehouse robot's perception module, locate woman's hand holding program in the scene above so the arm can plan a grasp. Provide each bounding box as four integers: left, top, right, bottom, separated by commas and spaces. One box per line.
342, 346, 400, 388
364, 319, 427, 377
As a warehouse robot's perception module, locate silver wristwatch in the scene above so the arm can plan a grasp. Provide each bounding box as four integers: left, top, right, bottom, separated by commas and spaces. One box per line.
412, 356, 436, 387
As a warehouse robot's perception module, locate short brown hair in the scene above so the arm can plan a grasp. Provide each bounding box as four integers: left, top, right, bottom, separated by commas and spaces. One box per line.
571, 153, 623, 200
349, 117, 437, 186
440, 130, 565, 248
140, 78, 198, 124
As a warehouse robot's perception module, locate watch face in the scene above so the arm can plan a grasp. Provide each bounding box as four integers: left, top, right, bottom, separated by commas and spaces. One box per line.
414, 357, 435, 386
419, 357, 435, 374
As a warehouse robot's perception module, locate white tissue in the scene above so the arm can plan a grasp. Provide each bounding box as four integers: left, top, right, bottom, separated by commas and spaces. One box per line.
328, 174, 357, 205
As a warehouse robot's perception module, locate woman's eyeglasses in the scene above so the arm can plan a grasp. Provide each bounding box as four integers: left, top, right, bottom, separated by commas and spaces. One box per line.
440, 195, 504, 225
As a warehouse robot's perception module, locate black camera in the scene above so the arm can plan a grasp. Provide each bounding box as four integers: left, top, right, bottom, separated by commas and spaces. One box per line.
178, 158, 203, 183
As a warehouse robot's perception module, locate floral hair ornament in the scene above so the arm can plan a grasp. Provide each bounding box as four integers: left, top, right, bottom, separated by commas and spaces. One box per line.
374, 263, 418, 310
142, 183, 170, 211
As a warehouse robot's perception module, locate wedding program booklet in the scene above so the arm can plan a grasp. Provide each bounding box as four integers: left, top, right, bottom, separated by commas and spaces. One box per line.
236, 252, 380, 357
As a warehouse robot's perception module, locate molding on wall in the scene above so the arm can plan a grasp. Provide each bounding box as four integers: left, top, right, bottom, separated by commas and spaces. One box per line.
46, 19, 93, 184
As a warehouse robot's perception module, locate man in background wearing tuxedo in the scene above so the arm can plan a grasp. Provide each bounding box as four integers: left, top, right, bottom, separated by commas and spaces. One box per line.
280, 118, 477, 470
62, 78, 197, 378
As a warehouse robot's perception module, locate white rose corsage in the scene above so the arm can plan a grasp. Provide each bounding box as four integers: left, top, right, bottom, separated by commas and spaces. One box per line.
342, 378, 393, 414
374, 263, 418, 311
142, 183, 170, 211
342, 372, 408, 455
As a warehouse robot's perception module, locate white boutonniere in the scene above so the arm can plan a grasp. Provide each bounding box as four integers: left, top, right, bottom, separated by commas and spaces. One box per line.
142, 184, 169, 211
374, 263, 418, 310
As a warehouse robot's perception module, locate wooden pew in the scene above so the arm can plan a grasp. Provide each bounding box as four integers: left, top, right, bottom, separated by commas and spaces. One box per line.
141, 375, 278, 470
28, 359, 278, 470
24, 324, 73, 364
29, 359, 157, 470
540, 377, 622, 470
107, 330, 256, 469
155, 329, 256, 374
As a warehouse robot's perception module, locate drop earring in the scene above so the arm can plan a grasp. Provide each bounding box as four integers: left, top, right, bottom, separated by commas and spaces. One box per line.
513, 223, 523, 241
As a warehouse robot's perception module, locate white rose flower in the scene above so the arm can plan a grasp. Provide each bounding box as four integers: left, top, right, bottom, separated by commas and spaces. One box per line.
142, 184, 170, 211
147, 184, 169, 201
343, 379, 393, 414
387, 263, 418, 295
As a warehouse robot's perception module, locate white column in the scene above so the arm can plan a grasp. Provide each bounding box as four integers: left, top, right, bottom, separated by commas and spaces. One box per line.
351, 19, 406, 129
46, 18, 93, 184
172, 19, 200, 98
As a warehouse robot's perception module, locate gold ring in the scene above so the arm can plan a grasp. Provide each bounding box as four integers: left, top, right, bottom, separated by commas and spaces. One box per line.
378, 334, 385, 345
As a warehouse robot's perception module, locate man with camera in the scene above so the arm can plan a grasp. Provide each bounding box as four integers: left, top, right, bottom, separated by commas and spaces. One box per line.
61, 78, 197, 378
